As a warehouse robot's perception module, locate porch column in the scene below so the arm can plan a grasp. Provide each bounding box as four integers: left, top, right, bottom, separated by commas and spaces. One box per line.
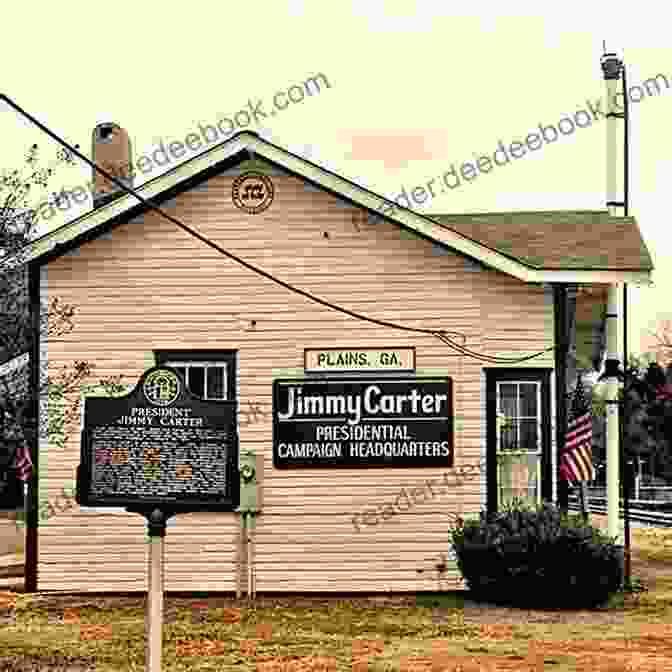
604, 283, 622, 542
553, 284, 569, 511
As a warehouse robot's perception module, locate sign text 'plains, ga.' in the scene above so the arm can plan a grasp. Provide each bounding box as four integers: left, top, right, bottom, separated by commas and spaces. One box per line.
304, 347, 415, 373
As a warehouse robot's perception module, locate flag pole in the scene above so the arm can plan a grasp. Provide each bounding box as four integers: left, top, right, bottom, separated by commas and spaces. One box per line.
579, 481, 589, 523
576, 374, 589, 523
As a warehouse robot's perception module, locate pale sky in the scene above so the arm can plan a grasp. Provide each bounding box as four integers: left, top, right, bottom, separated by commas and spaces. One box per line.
2, 1, 671, 360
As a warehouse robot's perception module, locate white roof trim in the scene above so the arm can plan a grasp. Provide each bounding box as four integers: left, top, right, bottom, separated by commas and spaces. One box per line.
0, 132, 654, 285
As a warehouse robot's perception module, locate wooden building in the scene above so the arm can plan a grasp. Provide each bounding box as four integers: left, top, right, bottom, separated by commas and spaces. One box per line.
0, 118, 653, 593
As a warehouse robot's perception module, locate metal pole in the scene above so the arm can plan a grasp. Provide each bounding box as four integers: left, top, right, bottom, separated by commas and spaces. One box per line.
578, 481, 588, 523
622, 59, 631, 589
623, 284, 631, 587
601, 50, 624, 544
605, 69, 619, 217
248, 514, 256, 600
619, 393, 631, 587
236, 513, 245, 599
623, 58, 629, 218
127, 507, 175, 672
247, 514, 253, 602
147, 532, 163, 672
636, 459, 643, 499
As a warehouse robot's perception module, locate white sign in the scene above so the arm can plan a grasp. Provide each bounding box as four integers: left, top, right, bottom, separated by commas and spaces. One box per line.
304, 348, 415, 373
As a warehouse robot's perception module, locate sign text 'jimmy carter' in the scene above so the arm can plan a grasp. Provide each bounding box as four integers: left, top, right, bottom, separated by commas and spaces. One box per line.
273, 378, 453, 467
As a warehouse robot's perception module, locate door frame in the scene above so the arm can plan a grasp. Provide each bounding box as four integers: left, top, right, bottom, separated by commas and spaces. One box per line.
484, 368, 553, 515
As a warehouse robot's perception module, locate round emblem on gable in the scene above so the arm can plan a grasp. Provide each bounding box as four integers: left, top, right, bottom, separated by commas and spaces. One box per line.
143, 368, 180, 407
232, 172, 274, 214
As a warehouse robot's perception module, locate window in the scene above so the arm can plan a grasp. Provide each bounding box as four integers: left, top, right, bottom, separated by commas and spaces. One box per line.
154, 350, 239, 511
496, 382, 541, 452
164, 361, 227, 400
495, 381, 542, 507
485, 368, 552, 514
154, 351, 236, 401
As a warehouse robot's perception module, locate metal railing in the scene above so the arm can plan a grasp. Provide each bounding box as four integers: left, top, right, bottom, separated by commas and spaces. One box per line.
568, 495, 672, 528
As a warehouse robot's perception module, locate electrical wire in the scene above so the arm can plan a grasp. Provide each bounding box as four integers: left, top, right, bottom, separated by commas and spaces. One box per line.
1, 94, 558, 364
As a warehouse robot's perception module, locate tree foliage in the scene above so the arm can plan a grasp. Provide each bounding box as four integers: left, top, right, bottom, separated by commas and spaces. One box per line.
592, 354, 672, 482
623, 359, 672, 480
647, 319, 672, 368
0, 143, 126, 452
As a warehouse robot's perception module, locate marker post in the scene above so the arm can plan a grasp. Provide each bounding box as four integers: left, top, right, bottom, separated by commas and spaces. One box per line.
127, 507, 176, 672
76, 367, 238, 669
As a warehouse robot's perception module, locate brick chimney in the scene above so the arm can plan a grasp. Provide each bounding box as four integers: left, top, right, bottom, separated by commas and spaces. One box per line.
92, 120, 133, 208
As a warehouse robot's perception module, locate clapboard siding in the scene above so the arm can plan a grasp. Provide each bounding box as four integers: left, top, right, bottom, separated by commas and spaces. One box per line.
36, 159, 554, 592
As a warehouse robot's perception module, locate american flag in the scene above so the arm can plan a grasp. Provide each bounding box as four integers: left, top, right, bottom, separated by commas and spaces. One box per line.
13, 441, 33, 482
559, 375, 595, 483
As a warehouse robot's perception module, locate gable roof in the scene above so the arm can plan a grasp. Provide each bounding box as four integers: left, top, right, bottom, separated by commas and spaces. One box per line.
0, 130, 653, 285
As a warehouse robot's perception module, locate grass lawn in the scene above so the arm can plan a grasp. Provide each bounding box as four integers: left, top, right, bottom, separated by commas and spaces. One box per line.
0, 523, 671, 671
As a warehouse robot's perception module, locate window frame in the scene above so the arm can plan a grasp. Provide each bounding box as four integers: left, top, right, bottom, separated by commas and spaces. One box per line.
495, 380, 542, 453
153, 349, 239, 511
485, 368, 552, 515
154, 350, 236, 402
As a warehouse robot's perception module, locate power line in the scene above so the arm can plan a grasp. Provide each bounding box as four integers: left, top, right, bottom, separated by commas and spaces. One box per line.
1, 94, 558, 364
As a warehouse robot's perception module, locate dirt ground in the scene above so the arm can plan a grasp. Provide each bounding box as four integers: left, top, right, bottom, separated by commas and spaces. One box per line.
1, 514, 670, 622
1, 514, 671, 670
8, 544, 667, 626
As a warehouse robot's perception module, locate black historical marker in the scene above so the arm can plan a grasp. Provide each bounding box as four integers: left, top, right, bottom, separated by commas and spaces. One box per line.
76, 366, 238, 510
273, 377, 453, 468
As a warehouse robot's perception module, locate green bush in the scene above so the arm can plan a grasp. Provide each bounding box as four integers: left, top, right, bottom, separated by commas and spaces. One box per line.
450, 499, 624, 608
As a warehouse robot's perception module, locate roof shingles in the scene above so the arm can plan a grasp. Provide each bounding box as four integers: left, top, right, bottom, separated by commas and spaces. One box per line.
428, 210, 653, 270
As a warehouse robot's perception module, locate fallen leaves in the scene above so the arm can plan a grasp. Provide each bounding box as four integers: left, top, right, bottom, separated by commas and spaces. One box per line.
240, 638, 257, 656
3, 590, 672, 671
63, 606, 80, 624
0, 591, 17, 611
351, 638, 384, 657
175, 638, 228, 657
478, 623, 516, 640
351, 638, 385, 672
222, 606, 242, 623
256, 655, 337, 671
79, 623, 113, 641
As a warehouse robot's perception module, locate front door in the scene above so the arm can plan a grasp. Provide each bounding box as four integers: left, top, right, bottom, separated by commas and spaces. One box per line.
485, 369, 552, 514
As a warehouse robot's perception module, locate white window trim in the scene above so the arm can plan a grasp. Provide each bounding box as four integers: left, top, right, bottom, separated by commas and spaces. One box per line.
496, 380, 542, 506
496, 381, 542, 454
164, 360, 228, 401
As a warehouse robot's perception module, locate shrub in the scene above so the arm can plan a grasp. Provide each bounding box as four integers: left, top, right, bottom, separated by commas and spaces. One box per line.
450, 499, 624, 608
